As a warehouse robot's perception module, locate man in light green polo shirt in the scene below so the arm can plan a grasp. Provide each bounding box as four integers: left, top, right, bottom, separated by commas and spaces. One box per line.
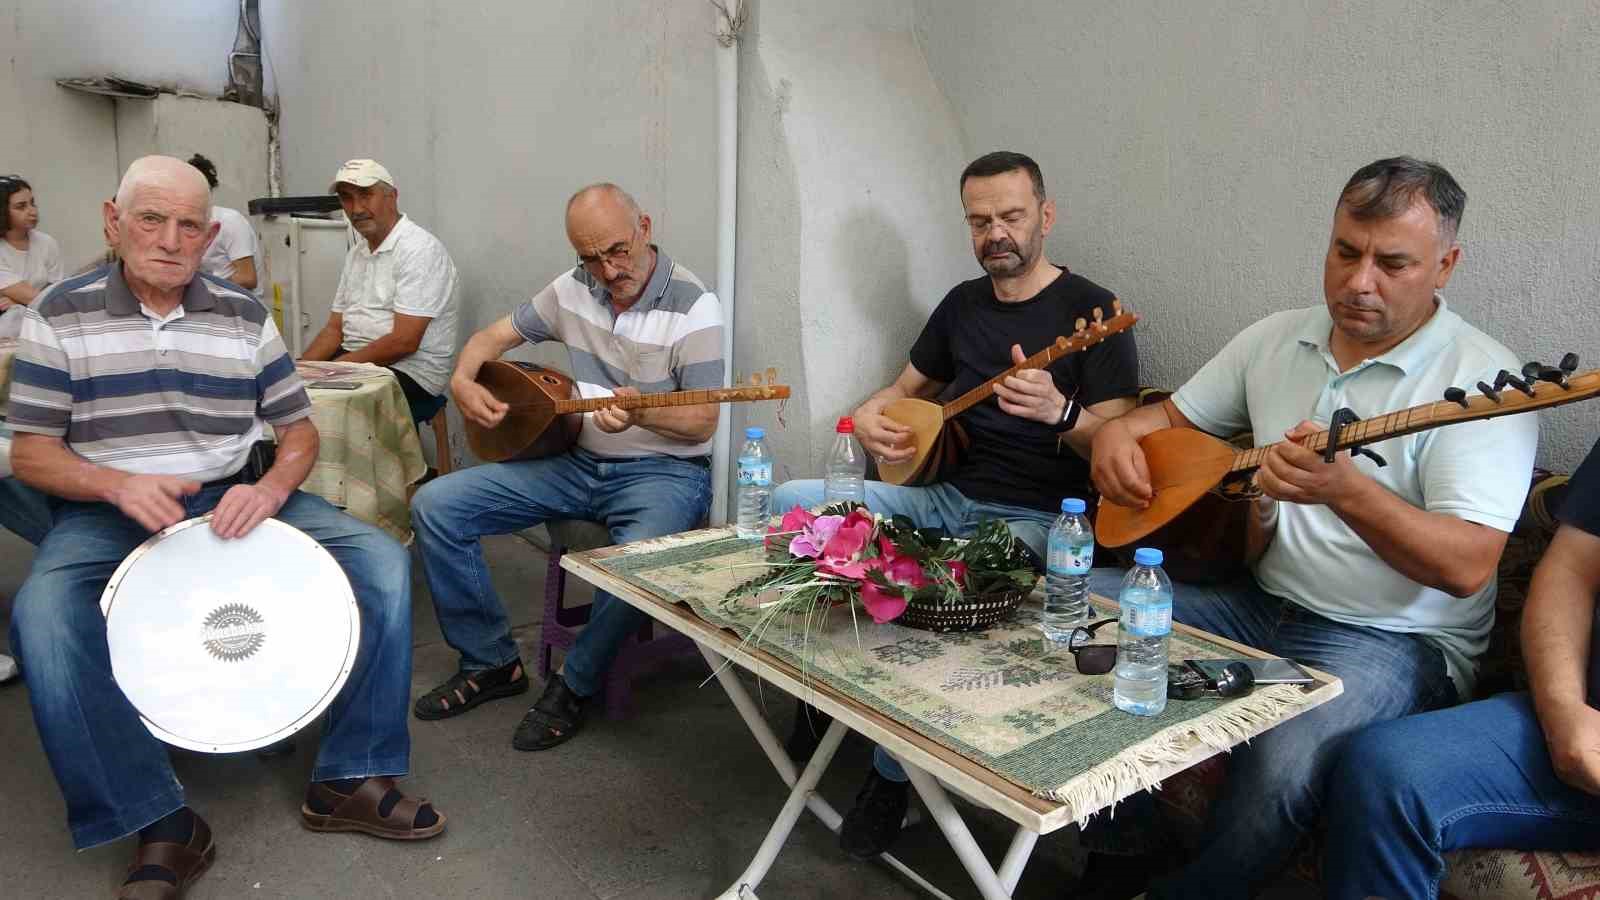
1084, 156, 1539, 899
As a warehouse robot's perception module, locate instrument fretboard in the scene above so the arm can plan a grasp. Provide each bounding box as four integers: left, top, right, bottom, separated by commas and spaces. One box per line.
940, 311, 1139, 420
545, 385, 790, 415
1227, 370, 1600, 474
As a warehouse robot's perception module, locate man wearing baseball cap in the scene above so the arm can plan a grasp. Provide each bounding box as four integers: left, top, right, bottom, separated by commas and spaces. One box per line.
302, 159, 460, 425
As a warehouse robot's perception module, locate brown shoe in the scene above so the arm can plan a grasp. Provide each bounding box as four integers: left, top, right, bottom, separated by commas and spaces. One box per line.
116, 814, 215, 899
301, 776, 446, 840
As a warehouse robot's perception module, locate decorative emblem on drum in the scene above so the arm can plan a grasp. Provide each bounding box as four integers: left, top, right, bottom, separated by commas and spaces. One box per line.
201, 603, 266, 662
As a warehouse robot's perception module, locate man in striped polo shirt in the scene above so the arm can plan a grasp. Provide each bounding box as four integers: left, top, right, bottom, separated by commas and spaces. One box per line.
7, 157, 445, 897
411, 183, 722, 751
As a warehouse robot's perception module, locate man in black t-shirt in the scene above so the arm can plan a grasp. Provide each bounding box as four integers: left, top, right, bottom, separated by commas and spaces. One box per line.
770, 151, 1139, 860
1318, 441, 1600, 899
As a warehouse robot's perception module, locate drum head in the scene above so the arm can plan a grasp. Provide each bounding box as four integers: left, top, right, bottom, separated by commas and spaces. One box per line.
101, 516, 361, 753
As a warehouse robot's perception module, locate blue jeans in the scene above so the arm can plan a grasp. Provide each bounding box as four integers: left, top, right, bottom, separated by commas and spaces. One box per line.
771, 479, 1056, 783
411, 448, 711, 697
9, 487, 414, 849
0, 476, 54, 544
1323, 692, 1600, 900
1080, 574, 1459, 900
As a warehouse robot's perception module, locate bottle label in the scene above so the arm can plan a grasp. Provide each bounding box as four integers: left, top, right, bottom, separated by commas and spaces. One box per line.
1048, 535, 1093, 575
1123, 598, 1172, 637
737, 459, 772, 487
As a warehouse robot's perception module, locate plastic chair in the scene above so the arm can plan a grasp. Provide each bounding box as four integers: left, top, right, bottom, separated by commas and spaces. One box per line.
538, 519, 697, 719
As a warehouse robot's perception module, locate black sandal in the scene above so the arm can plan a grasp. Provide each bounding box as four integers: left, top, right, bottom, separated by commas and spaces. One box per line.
413, 660, 528, 720
512, 675, 587, 751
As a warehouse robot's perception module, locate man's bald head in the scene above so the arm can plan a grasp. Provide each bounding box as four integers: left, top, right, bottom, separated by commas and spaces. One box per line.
565, 183, 656, 308
115, 155, 212, 216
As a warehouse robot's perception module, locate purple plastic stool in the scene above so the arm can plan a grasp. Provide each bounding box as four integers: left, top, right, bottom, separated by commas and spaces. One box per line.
538, 519, 698, 720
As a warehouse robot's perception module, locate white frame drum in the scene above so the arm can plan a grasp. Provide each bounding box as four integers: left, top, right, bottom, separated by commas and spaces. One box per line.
100, 516, 361, 754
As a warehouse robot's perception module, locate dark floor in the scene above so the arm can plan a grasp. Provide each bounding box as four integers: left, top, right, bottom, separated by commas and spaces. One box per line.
0, 525, 1113, 899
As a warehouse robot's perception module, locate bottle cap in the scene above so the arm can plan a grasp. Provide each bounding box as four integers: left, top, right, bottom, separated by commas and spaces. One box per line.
1133, 547, 1164, 567
744, 426, 765, 440
1060, 498, 1086, 514
836, 416, 855, 433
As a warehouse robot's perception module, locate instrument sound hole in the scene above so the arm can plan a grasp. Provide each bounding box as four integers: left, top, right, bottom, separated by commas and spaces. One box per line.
541, 375, 560, 384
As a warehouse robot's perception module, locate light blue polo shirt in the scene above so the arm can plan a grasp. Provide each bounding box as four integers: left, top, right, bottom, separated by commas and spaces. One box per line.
1172, 300, 1538, 696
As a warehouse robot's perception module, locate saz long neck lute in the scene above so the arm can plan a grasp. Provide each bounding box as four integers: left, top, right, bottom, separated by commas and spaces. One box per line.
1097, 357, 1600, 549
877, 302, 1139, 486
464, 360, 790, 463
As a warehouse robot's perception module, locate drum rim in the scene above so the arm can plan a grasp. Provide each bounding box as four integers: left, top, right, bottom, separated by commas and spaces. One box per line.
100, 515, 362, 754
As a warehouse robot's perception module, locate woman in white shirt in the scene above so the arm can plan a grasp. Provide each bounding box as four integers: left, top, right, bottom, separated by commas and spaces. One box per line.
0, 175, 63, 313
188, 154, 261, 295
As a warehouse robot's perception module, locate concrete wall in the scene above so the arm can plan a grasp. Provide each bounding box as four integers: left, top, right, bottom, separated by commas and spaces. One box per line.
912, 0, 1600, 470
114, 94, 269, 214
732, 0, 974, 485
0, 0, 241, 268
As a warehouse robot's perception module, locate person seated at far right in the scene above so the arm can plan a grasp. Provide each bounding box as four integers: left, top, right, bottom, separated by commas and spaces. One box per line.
1080, 155, 1538, 900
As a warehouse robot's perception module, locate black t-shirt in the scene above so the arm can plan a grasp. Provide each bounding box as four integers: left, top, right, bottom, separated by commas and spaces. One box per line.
908, 269, 1138, 511
1556, 438, 1600, 705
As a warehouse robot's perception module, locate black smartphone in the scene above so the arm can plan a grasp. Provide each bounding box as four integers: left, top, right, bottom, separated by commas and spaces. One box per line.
1186, 657, 1314, 685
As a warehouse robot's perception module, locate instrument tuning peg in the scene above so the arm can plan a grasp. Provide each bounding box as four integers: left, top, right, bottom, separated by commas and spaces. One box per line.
1074, 317, 1087, 334
1477, 380, 1503, 403
1443, 386, 1470, 409
1521, 360, 1544, 381
1493, 369, 1535, 397
766, 367, 778, 384
1111, 298, 1123, 316
1560, 352, 1580, 374
1092, 307, 1106, 330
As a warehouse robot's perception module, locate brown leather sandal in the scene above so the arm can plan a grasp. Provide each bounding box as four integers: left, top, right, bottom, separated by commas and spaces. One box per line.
116, 815, 215, 900
300, 777, 446, 841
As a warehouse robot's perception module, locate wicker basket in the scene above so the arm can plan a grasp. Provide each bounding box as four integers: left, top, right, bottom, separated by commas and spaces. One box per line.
897, 589, 1027, 633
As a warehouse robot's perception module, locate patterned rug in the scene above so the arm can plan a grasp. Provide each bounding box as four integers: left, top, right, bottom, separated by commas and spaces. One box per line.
595, 530, 1324, 823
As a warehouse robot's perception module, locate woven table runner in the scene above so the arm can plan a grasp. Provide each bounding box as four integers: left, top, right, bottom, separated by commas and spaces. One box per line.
595, 529, 1320, 821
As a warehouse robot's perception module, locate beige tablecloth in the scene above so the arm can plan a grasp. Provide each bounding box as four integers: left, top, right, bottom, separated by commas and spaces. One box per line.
295, 361, 427, 543
0, 353, 423, 540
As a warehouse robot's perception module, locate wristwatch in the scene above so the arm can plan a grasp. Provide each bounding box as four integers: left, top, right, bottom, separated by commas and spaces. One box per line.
1055, 394, 1082, 433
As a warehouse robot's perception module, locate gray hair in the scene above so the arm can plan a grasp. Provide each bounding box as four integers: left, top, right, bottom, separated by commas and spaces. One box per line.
1338, 156, 1466, 245
113, 156, 213, 221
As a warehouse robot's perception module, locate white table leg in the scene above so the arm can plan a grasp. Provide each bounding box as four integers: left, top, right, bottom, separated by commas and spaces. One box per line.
698, 642, 961, 900
901, 759, 1032, 900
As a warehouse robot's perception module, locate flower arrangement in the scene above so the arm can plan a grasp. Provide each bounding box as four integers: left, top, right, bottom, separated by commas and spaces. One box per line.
725, 502, 1038, 630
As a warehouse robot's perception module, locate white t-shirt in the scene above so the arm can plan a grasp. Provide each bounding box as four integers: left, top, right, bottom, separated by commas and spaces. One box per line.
1172, 301, 1539, 697
0, 230, 64, 337
0, 230, 63, 293
331, 214, 459, 396
201, 206, 260, 296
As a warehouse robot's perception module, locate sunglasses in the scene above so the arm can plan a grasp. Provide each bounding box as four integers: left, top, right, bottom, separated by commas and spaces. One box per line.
1062, 617, 1119, 675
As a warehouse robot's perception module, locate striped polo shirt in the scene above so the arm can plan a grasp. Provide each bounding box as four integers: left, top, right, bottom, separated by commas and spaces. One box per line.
7, 264, 311, 482
511, 247, 724, 458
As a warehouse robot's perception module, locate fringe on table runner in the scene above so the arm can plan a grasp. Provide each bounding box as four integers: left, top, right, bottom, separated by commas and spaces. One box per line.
1038, 683, 1310, 827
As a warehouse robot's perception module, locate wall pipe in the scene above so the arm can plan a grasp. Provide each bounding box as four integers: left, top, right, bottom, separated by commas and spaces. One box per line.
710, 0, 746, 524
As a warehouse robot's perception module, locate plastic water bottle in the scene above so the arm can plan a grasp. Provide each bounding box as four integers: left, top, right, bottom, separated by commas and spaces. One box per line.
822, 416, 867, 506
1042, 498, 1094, 642
735, 426, 774, 539
1114, 548, 1173, 716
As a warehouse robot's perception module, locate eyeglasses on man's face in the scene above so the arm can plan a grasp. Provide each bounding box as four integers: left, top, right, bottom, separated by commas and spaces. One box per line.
576, 224, 640, 272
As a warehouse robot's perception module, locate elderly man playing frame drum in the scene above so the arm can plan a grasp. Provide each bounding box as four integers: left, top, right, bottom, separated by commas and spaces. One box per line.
6, 156, 445, 900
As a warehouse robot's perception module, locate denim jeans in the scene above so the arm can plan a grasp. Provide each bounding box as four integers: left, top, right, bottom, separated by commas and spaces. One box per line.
411, 447, 711, 697
1079, 573, 1460, 900
0, 476, 54, 544
8, 487, 414, 849
771, 479, 1057, 783
1322, 692, 1600, 900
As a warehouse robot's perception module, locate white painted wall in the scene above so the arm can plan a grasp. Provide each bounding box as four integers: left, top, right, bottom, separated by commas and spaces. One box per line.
114, 95, 269, 214
912, 0, 1600, 470
0, 0, 241, 268
731, 0, 974, 485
